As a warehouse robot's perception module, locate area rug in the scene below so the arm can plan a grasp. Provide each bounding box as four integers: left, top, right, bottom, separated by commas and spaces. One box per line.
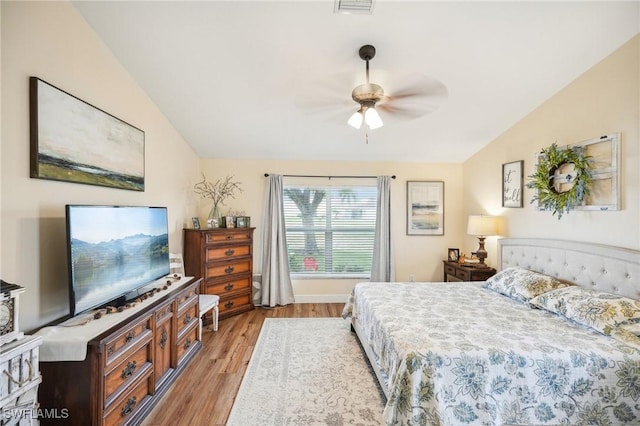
226, 318, 385, 425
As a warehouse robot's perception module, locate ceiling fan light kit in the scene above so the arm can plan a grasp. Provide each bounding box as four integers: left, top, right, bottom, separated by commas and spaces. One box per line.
349, 45, 385, 130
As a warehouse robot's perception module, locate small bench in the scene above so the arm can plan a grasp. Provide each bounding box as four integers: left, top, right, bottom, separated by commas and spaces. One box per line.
198, 294, 220, 340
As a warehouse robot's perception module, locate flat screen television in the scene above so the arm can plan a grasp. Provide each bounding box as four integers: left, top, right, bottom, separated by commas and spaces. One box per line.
65, 205, 170, 317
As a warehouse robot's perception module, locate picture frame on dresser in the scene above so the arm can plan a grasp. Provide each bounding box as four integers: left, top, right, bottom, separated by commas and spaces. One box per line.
447, 248, 459, 262
407, 181, 444, 235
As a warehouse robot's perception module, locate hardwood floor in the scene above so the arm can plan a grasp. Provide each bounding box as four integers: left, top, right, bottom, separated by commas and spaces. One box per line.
141, 303, 345, 426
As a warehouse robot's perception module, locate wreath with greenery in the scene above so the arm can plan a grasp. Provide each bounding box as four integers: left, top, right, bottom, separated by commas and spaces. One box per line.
526, 143, 593, 219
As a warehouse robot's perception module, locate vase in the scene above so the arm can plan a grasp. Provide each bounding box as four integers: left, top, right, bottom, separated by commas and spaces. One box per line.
207, 205, 220, 228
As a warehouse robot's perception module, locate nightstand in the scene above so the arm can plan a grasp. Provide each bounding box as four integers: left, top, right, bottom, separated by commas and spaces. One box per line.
443, 261, 496, 282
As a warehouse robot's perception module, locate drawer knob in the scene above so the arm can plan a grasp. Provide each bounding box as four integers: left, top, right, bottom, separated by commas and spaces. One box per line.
121, 360, 137, 379
124, 330, 136, 343
224, 283, 234, 291
184, 314, 192, 325
225, 301, 234, 309
225, 249, 235, 256
225, 266, 234, 274
226, 235, 233, 240
120, 397, 137, 417
184, 338, 192, 350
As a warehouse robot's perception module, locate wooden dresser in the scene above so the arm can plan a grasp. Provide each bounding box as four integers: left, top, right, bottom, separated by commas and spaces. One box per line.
443, 261, 496, 282
183, 228, 255, 320
38, 278, 201, 426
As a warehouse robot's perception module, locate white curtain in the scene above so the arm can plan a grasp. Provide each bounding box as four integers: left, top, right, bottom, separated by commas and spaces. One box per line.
370, 175, 395, 282
257, 174, 295, 307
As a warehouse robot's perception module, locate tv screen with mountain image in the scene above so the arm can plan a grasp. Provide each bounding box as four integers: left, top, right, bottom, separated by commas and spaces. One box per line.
66, 205, 170, 316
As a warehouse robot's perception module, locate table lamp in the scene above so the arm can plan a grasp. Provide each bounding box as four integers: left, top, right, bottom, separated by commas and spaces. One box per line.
467, 215, 498, 267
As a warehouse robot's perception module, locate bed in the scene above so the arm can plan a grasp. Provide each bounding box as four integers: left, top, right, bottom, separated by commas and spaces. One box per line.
345, 238, 640, 425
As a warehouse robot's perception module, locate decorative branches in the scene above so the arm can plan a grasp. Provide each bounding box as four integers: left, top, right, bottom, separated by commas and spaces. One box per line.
193, 173, 243, 212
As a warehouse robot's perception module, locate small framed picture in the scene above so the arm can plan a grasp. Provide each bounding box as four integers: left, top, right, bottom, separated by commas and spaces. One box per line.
192, 217, 200, 229
448, 248, 460, 262
236, 216, 247, 228
502, 160, 523, 208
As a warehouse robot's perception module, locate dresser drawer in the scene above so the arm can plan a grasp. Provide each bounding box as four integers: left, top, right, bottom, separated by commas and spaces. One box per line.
104, 342, 153, 407
456, 269, 469, 280
176, 301, 198, 336
176, 325, 199, 366
205, 229, 253, 244
175, 282, 198, 311
155, 300, 173, 323
205, 244, 251, 261
104, 315, 153, 367
103, 374, 153, 426
206, 276, 252, 295
219, 293, 252, 315
205, 259, 251, 278
444, 264, 456, 277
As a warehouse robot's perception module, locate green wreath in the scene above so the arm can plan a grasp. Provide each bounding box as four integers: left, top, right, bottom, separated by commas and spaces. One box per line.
526, 143, 593, 219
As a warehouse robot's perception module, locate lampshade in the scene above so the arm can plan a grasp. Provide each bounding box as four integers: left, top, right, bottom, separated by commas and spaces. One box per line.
347, 110, 363, 129
364, 107, 383, 129
467, 215, 498, 237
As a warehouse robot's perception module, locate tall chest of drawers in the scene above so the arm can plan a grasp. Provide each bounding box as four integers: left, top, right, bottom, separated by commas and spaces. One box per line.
183, 228, 255, 320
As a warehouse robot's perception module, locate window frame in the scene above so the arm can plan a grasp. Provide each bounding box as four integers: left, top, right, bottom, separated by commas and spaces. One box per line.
283, 177, 377, 279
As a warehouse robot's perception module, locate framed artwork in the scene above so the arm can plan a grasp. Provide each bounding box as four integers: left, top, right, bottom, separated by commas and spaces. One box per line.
407, 181, 444, 235
192, 217, 200, 229
30, 77, 145, 191
531, 134, 621, 213
502, 160, 523, 208
447, 248, 459, 262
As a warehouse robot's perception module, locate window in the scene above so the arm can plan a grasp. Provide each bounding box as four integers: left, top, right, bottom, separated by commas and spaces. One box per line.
283, 179, 377, 278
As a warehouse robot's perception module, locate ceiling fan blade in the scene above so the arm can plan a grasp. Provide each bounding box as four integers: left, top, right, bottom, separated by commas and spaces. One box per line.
383, 73, 448, 102
293, 71, 359, 117
377, 103, 439, 120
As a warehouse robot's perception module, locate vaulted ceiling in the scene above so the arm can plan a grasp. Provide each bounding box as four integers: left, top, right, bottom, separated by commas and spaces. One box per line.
73, 1, 639, 163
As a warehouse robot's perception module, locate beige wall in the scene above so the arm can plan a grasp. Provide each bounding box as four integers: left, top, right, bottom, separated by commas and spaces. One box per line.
1, 2, 201, 330
463, 35, 640, 261
198, 159, 463, 301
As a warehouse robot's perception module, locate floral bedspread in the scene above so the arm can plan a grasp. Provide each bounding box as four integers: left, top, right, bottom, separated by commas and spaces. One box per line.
348, 282, 640, 426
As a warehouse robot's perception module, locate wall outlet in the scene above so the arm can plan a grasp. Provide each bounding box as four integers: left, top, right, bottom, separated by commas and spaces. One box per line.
409, 274, 415, 282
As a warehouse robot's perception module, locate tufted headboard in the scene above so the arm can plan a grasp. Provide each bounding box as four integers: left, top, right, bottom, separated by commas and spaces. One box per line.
498, 238, 640, 300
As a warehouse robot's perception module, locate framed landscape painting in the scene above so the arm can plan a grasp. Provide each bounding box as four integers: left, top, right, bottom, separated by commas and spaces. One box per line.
407, 181, 444, 235
30, 77, 145, 191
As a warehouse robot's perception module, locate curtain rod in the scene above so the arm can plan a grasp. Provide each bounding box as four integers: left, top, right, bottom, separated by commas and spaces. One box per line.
264, 173, 396, 179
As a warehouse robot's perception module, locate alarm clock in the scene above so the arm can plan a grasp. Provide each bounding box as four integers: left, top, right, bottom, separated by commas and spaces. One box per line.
0, 280, 25, 346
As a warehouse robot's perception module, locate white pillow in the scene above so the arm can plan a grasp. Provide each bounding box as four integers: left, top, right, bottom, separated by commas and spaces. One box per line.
482, 267, 572, 303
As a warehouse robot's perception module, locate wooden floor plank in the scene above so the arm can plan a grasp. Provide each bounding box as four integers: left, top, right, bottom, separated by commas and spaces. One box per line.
141, 303, 344, 426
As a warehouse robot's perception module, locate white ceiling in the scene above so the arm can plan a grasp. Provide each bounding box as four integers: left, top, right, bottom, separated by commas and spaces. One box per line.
72, 1, 639, 163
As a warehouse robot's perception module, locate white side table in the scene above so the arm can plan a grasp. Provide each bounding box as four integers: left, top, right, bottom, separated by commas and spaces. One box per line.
198, 294, 220, 340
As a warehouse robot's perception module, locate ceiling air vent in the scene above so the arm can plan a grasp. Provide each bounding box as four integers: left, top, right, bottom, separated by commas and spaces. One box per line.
334, 0, 375, 15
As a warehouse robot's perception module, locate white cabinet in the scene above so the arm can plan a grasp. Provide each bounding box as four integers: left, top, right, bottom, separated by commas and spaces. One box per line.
0, 336, 42, 425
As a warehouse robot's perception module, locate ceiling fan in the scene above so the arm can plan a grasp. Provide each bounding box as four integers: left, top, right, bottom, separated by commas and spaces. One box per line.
293, 44, 447, 131
346, 44, 448, 130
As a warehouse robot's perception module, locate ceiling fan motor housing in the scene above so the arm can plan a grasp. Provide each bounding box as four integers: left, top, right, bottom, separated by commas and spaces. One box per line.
352, 83, 384, 106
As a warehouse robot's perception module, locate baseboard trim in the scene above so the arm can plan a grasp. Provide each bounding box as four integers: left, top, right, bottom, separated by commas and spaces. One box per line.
294, 294, 349, 303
